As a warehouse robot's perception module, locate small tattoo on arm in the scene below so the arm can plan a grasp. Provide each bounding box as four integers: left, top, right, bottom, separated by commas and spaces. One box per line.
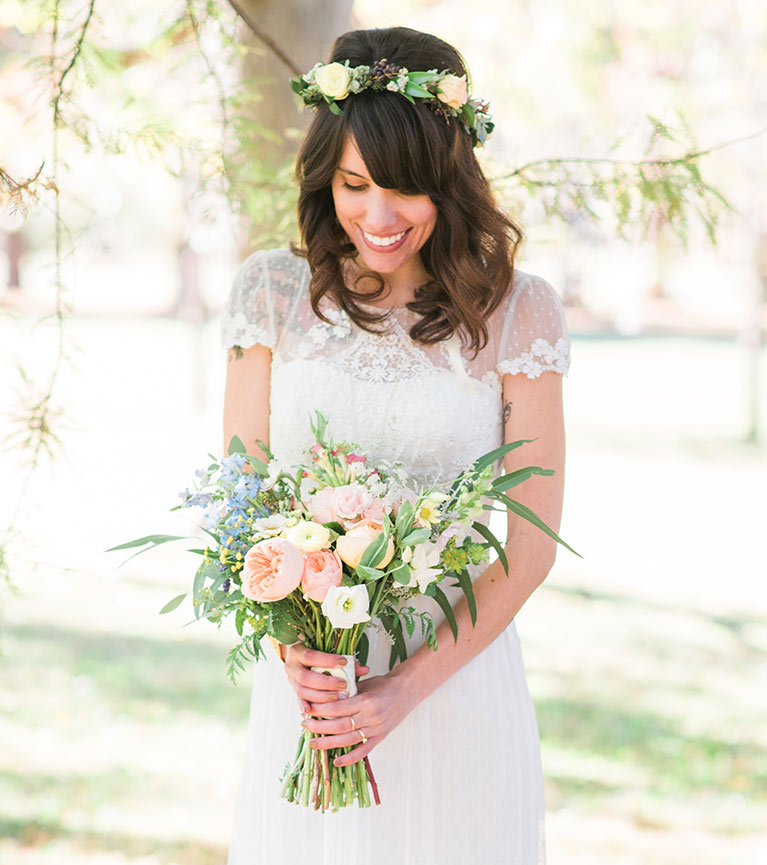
228, 346, 244, 362
503, 400, 513, 424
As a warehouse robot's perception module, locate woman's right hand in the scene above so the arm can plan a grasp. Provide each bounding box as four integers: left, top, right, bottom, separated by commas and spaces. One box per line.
283, 644, 370, 715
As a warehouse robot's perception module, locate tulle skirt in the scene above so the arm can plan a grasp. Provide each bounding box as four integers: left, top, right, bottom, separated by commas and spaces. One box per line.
226, 606, 546, 865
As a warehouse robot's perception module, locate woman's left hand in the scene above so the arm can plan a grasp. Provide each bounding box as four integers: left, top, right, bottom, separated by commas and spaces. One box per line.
302, 669, 416, 767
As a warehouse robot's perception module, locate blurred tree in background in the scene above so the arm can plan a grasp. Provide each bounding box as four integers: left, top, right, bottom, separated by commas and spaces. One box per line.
0, 0, 764, 583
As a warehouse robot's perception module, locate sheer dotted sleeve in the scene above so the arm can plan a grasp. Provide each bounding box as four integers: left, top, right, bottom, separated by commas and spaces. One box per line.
496, 272, 571, 379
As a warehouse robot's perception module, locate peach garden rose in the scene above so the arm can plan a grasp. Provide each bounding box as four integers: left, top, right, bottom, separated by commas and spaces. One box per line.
336, 520, 395, 570
436, 74, 468, 109
241, 537, 304, 602
301, 549, 343, 602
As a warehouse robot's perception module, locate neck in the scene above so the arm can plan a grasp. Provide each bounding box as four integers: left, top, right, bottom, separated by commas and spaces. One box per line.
345, 255, 430, 307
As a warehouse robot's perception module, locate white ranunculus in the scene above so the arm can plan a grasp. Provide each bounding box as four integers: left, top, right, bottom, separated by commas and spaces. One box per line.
407, 541, 443, 593
253, 513, 287, 537
286, 520, 331, 553
321, 585, 371, 629
314, 62, 352, 100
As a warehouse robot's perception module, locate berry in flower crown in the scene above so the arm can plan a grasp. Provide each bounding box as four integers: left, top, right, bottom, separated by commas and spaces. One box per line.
290, 58, 494, 148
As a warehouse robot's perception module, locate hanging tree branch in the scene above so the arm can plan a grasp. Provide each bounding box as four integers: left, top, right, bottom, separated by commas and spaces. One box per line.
226, 0, 301, 76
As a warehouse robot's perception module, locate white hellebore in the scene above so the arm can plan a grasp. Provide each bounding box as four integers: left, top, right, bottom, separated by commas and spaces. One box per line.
406, 541, 443, 593
321, 585, 371, 629
286, 520, 331, 553
260, 460, 283, 492
314, 62, 352, 100
253, 513, 287, 537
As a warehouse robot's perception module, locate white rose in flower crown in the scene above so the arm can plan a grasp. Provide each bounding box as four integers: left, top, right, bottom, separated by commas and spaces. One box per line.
321, 584, 371, 629
314, 62, 352, 100
286, 520, 331, 553
436, 74, 468, 109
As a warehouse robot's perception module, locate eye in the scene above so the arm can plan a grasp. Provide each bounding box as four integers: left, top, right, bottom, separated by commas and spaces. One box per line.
343, 182, 367, 192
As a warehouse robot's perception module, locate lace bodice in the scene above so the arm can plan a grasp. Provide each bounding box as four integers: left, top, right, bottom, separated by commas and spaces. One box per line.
221, 248, 569, 488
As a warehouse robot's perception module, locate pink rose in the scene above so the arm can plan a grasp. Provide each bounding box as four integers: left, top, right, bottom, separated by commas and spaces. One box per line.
306, 483, 374, 528
437, 74, 468, 110
301, 549, 343, 602
336, 520, 395, 570
241, 537, 304, 602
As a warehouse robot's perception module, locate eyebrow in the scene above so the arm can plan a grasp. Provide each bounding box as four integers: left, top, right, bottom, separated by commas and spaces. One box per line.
338, 167, 368, 178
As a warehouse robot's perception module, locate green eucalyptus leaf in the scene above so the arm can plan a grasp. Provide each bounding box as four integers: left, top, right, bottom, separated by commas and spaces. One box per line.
491, 491, 581, 557
245, 454, 269, 476
356, 565, 384, 581
404, 82, 432, 98
227, 435, 246, 455
454, 569, 477, 627
432, 586, 458, 642
473, 439, 535, 472
402, 528, 430, 546
492, 466, 554, 492
394, 500, 415, 539
106, 534, 186, 552
391, 562, 412, 585
471, 521, 509, 574
159, 593, 186, 614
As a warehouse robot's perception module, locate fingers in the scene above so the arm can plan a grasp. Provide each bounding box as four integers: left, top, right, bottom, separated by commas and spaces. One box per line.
332, 743, 372, 767
302, 715, 356, 736
288, 645, 348, 669
355, 662, 370, 676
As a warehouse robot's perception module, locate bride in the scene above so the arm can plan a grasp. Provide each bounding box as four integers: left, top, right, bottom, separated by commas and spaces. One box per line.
221, 25, 569, 865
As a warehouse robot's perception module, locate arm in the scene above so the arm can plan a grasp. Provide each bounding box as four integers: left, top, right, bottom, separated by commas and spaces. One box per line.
224, 343, 369, 699
305, 370, 565, 764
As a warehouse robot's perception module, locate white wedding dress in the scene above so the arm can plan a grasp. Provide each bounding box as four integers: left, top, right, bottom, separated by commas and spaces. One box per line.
221, 248, 570, 865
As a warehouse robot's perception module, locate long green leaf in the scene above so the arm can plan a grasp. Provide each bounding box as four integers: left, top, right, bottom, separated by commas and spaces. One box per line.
471, 520, 509, 574
245, 454, 269, 476
473, 439, 535, 472
105, 534, 187, 552
491, 491, 582, 557
159, 593, 186, 614
394, 500, 415, 540
454, 569, 477, 627
404, 81, 432, 98
431, 586, 458, 643
492, 466, 554, 492
358, 514, 391, 568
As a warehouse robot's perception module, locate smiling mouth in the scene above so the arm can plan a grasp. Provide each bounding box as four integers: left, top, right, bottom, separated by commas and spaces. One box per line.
360, 227, 411, 251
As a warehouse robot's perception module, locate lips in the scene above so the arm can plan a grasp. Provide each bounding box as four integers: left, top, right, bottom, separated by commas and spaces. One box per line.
359, 227, 411, 253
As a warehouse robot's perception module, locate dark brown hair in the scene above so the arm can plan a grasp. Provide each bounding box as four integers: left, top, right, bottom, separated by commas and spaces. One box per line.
294, 26, 522, 354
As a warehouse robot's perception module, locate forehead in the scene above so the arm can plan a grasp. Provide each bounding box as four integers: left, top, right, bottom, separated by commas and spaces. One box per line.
336, 136, 370, 178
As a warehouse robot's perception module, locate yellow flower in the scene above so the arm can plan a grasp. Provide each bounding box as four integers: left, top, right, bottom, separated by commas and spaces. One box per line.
315, 62, 352, 100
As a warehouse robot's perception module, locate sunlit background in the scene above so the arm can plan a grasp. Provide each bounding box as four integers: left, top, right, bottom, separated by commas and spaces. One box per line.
1, 0, 765, 863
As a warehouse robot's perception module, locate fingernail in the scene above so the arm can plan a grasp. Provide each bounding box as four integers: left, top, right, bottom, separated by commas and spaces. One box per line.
338, 657, 347, 666
333, 757, 342, 766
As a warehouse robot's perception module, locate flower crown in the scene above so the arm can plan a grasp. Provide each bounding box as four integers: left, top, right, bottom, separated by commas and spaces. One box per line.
290, 58, 494, 148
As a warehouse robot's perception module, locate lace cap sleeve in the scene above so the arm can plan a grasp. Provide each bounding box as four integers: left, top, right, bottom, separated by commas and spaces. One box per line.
496, 271, 571, 379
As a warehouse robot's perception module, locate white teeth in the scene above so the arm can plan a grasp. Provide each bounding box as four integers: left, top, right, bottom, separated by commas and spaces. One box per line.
362, 229, 406, 247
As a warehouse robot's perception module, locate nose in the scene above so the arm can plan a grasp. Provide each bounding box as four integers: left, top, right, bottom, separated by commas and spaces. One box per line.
364, 189, 399, 231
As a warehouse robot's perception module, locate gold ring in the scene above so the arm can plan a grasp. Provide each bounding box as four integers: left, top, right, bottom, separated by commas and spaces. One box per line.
350, 717, 356, 732
358, 729, 368, 744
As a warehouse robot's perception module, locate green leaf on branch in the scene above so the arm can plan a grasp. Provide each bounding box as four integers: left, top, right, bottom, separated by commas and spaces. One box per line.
453, 569, 477, 626
356, 565, 384, 581
473, 439, 535, 472
394, 500, 414, 540
268, 605, 300, 645
106, 534, 187, 552
471, 521, 508, 574
490, 491, 582, 557
401, 528, 429, 546
492, 466, 554, 492
391, 562, 412, 585
432, 586, 458, 642
159, 593, 186, 614
227, 435, 246, 455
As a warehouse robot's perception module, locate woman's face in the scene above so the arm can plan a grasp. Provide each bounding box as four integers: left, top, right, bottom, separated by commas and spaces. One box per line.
331, 136, 437, 283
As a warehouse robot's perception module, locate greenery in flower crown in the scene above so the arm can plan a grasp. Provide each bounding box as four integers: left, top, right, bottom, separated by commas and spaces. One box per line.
290, 58, 495, 148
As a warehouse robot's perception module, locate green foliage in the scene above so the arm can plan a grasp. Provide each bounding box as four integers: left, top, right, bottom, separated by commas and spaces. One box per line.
497, 113, 734, 246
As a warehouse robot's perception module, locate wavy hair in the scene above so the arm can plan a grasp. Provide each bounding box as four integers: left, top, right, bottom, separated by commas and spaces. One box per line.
293, 26, 522, 354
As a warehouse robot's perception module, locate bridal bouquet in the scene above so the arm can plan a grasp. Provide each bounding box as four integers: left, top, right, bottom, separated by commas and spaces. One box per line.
110, 414, 574, 811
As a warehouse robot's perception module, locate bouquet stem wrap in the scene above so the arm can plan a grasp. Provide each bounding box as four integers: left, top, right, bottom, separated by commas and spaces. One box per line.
280, 654, 380, 810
